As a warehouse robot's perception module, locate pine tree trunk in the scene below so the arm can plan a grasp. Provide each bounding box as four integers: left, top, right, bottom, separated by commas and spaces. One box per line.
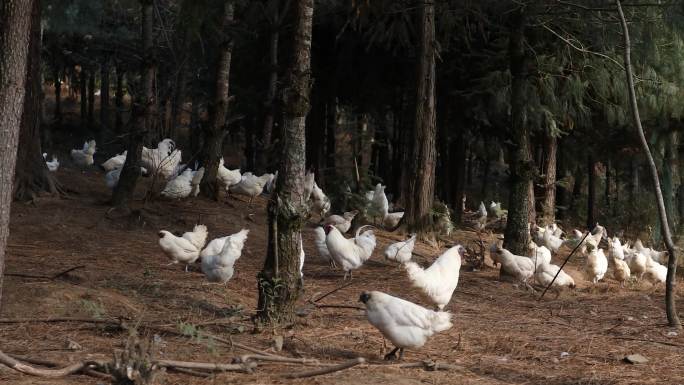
257, 0, 313, 325
80, 67, 87, 125
541, 135, 557, 225
0, 0, 34, 309
87, 68, 95, 129
451, 125, 467, 224
111, 0, 155, 208
502, 9, 532, 255
53, 66, 61, 123
14, 0, 61, 202
100, 57, 110, 130
199, 1, 234, 200
662, 131, 678, 230
259, 26, 279, 173
587, 155, 597, 229
115, 67, 125, 132
617, 0, 680, 328
404, 1, 437, 233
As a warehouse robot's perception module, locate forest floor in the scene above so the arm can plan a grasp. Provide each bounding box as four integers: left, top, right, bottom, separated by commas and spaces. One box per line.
1, 165, 684, 385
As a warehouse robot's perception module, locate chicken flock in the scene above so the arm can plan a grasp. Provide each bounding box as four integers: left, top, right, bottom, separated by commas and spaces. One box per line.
48, 137, 672, 361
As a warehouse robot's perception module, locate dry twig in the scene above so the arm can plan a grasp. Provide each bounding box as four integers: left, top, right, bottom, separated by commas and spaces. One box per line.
282, 357, 365, 379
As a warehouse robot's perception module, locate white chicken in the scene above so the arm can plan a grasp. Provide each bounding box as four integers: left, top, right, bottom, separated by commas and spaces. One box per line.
359, 291, 452, 361
643, 255, 667, 284
324, 210, 359, 234
324, 224, 376, 279
265, 170, 277, 194
384, 234, 417, 264
313, 227, 335, 268
608, 237, 625, 260
229, 172, 274, 205
534, 261, 576, 288
633, 239, 668, 264
612, 256, 631, 287
368, 183, 389, 224
101, 151, 127, 172
158, 230, 200, 270
310, 182, 331, 218
201, 229, 249, 283
527, 241, 551, 267
182, 224, 208, 251
303, 171, 315, 201
105, 168, 121, 189
161, 169, 194, 198
490, 245, 535, 288
200, 229, 249, 258
488, 201, 507, 219
190, 167, 205, 197
141, 139, 181, 179
545, 223, 564, 238
43, 153, 60, 172
383, 211, 404, 229
70, 139, 96, 167
624, 248, 647, 280
475, 201, 487, 231
217, 158, 241, 189
585, 246, 608, 284
404, 244, 463, 310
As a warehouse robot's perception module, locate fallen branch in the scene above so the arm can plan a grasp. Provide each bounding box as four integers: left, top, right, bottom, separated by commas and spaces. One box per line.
167, 367, 212, 378
313, 304, 365, 311
155, 359, 256, 373
4, 265, 85, 280
0, 317, 124, 325
282, 357, 365, 379
236, 354, 325, 366
0, 350, 104, 378
311, 281, 354, 303
391, 360, 464, 371
7, 353, 111, 380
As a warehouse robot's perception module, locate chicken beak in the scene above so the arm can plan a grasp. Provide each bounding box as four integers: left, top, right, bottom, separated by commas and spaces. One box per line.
158, 231, 164, 238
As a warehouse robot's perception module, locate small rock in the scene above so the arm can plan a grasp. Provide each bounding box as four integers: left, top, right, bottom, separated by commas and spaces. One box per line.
551, 358, 559, 364
272, 335, 284, 352
626, 316, 634, 321
589, 311, 597, 316
667, 331, 678, 337
560, 352, 570, 359
66, 339, 82, 350
624, 354, 649, 364
642, 315, 648, 319
496, 356, 509, 363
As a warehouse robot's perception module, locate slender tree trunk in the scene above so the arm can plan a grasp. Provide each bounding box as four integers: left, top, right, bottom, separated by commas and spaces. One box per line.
115, 67, 125, 132
542, 135, 557, 225
617, 0, 680, 328
80, 66, 87, 125
502, 9, 532, 255
53, 66, 61, 123
569, 165, 583, 214
100, 57, 110, 130
0, 0, 34, 310
466, 149, 473, 186
259, 24, 279, 173
663, 131, 678, 230
87, 68, 95, 129
587, 154, 597, 229
257, 0, 313, 325
605, 158, 611, 207
111, 0, 155, 208
14, 0, 61, 202
404, 1, 437, 233
199, 1, 235, 200
451, 125, 467, 224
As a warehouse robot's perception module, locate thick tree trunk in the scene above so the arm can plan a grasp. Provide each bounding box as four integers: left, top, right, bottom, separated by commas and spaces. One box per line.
115, 67, 125, 132
541, 135, 557, 225
14, 0, 61, 202
100, 58, 110, 130
111, 0, 155, 208
80, 67, 87, 125
617, 0, 680, 328
0, 0, 34, 310
259, 26, 279, 173
257, 0, 313, 325
87, 68, 95, 129
502, 9, 532, 255
404, 1, 437, 233
199, 1, 235, 200
53, 66, 61, 123
586, 155, 597, 229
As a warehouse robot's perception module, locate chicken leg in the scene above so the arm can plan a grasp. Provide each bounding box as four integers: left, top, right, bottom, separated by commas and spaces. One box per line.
384, 347, 404, 361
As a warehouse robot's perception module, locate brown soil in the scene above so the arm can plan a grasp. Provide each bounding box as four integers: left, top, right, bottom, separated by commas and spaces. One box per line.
1, 166, 683, 385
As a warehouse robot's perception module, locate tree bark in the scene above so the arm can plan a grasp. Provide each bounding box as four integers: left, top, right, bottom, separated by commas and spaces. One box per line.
605, 158, 611, 208
80, 66, 87, 125
616, 0, 680, 328
14, 0, 61, 202
404, 1, 437, 234
451, 126, 467, 224
111, 0, 155, 208
586, 154, 597, 229
87, 68, 95, 129
259, 23, 280, 173
541, 135, 557, 225
100, 57, 110, 130
0, 0, 34, 310
257, 0, 313, 325
502, 9, 532, 255
199, 1, 235, 200
53, 66, 61, 123
115, 67, 125, 132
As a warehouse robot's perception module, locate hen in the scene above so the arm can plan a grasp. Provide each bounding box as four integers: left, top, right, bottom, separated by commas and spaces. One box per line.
359, 291, 452, 360
310, 182, 331, 218
534, 261, 576, 288
383, 211, 404, 229
161, 169, 194, 198
585, 246, 608, 284
475, 201, 487, 231
230, 172, 274, 205
324, 224, 376, 279
404, 245, 463, 310
158, 229, 201, 270
190, 167, 205, 197
624, 248, 647, 280
142, 139, 181, 179
313, 227, 335, 268
527, 241, 551, 267
367, 183, 389, 224
201, 229, 249, 283
643, 255, 666, 284
182, 224, 208, 251
70, 139, 97, 167
490, 245, 535, 288
218, 158, 242, 190
324, 210, 358, 234
384, 234, 417, 264
102, 151, 127, 172
43, 153, 60, 172
612, 256, 631, 287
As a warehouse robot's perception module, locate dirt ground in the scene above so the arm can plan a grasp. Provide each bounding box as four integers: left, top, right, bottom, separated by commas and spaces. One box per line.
1, 165, 683, 385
